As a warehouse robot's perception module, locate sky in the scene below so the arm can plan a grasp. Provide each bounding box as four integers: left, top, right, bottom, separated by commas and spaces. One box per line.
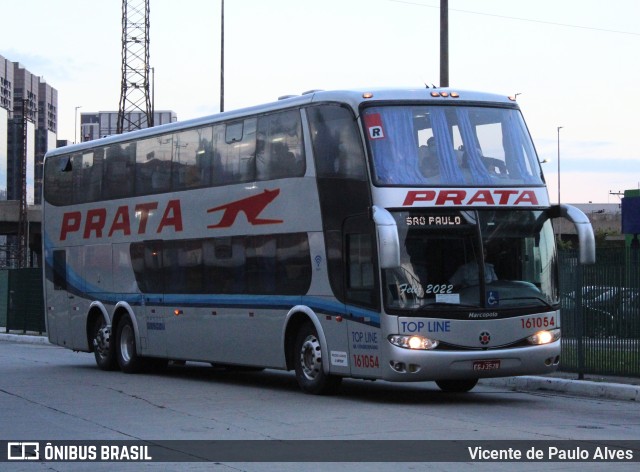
2, 0, 639, 204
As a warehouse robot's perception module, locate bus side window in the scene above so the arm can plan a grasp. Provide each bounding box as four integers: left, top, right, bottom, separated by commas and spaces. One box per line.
135, 135, 172, 195
72, 151, 103, 203
44, 155, 73, 206
53, 250, 67, 290
202, 237, 247, 293
172, 126, 214, 190
214, 118, 257, 184
256, 110, 305, 181
308, 105, 366, 179
346, 232, 377, 307
104, 144, 135, 199
164, 240, 203, 293
246, 236, 277, 294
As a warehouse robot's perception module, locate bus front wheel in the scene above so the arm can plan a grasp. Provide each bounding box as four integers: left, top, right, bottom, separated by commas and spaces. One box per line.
435, 378, 478, 393
115, 315, 145, 374
294, 321, 341, 395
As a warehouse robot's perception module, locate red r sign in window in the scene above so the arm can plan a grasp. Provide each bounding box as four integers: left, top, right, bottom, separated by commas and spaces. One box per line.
364, 113, 385, 139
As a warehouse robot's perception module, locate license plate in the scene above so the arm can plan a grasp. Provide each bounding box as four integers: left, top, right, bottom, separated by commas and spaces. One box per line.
473, 360, 501, 371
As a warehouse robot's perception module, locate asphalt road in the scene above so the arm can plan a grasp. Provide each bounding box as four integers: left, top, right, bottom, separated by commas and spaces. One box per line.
1, 339, 639, 471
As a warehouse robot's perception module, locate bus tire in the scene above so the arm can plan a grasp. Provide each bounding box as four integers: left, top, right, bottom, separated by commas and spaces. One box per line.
115, 315, 145, 374
294, 321, 341, 395
435, 378, 478, 393
91, 316, 117, 371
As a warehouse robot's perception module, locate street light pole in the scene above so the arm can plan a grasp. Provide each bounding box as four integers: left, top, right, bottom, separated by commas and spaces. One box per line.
75, 106, 82, 143
557, 126, 563, 204
440, 0, 449, 87
220, 0, 224, 113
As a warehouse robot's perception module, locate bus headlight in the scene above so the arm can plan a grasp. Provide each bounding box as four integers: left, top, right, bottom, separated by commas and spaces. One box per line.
388, 335, 439, 350
527, 328, 561, 345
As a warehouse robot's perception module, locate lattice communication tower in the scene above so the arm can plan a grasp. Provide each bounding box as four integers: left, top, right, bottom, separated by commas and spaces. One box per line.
117, 0, 153, 134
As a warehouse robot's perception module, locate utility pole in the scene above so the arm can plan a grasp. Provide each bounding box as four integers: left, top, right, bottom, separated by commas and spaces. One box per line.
440, 0, 449, 87
557, 126, 563, 205
17, 99, 29, 268
220, 0, 225, 113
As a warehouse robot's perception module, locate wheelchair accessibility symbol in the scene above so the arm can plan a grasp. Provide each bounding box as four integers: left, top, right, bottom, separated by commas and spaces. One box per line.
486, 291, 499, 306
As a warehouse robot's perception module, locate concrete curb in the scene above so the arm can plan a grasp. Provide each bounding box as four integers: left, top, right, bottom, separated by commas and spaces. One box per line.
2, 332, 638, 401
0, 332, 51, 345
480, 376, 640, 402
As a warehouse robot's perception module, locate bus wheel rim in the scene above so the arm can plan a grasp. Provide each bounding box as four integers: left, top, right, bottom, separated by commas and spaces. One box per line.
94, 325, 110, 359
300, 335, 322, 381
120, 324, 134, 364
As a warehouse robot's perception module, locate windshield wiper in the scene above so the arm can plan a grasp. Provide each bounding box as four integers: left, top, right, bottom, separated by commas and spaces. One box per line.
499, 296, 555, 310
417, 302, 480, 310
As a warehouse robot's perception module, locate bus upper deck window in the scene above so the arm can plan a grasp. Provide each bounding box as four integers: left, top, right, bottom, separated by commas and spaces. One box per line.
225, 122, 244, 143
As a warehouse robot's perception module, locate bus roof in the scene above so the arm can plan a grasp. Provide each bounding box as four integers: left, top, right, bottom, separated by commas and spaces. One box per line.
46, 87, 517, 159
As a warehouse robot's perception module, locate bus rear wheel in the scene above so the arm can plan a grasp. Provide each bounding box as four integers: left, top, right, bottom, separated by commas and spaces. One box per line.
294, 321, 341, 395
115, 315, 145, 373
435, 378, 478, 393
91, 316, 117, 371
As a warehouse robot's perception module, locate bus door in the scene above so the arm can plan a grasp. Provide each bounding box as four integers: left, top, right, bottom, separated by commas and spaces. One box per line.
343, 214, 383, 378
126, 241, 167, 358
160, 239, 218, 362
47, 249, 72, 346
47, 245, 90, 350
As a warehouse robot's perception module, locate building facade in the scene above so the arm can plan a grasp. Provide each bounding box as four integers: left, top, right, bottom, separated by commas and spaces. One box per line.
0, 54, 57, 206
1, 54, 57, 267
80, 110, 177, 142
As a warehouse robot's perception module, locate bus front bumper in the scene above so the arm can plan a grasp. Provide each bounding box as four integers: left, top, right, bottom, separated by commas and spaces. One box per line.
381, 340, 561, 382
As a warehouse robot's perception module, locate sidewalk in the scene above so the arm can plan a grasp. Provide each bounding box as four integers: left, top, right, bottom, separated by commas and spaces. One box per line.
1, 329, 639, 401
480, 373, 640, 402
0, 329, 51, 345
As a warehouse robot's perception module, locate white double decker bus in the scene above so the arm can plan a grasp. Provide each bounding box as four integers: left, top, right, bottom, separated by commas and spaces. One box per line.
43, 88, 595, 394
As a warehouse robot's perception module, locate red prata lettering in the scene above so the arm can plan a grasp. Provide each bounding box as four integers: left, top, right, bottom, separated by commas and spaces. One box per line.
435, 190, 466, 205
108, 206, 131, 237
58, 199, 183, 241
60, 211, 82, 241
402, 190, 436, 206
493, 190, 519, 204
83, 208, 107, 239
403, 189, 539, 207
157, 199, 183, 233
513, 190, 538, 205
135, 202, 158, 234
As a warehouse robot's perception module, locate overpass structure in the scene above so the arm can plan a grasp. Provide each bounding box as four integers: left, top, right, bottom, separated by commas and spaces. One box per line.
0, 201, 41, 234
0, 201, 42, 267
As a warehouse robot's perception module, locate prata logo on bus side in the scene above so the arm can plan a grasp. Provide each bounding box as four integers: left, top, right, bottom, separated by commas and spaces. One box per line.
58, 189, 283, 241
207, 189, 283, 229
403, 189, 540, 206
60, 200, 183, 241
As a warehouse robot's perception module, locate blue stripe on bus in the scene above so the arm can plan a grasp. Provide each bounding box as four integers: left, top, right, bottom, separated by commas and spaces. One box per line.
42, 234, 381, 327
148, 294, 380, 327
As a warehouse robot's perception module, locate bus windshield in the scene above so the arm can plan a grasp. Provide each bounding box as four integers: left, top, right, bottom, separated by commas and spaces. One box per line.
383, 210, 558, 313
364, 105, 543, 186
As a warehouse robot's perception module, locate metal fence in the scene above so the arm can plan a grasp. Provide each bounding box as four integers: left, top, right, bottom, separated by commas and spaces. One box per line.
1, 250, 639, 378
1, 268, 45, 334
559, 247, 640, 378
